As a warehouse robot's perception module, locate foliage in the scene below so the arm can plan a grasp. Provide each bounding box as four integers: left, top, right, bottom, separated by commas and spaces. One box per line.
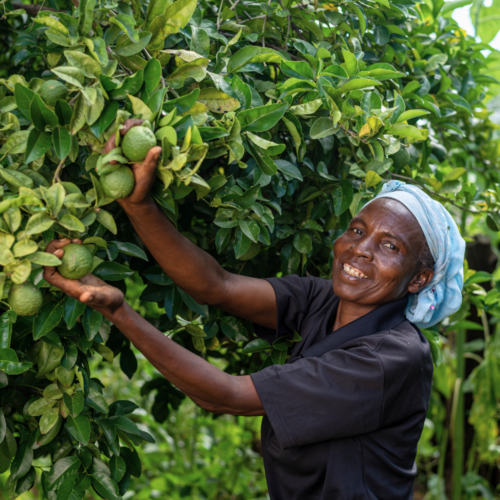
2, 0, 500, 497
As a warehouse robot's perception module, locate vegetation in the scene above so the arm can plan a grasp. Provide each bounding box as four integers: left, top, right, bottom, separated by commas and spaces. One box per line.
1, 0, 500, 497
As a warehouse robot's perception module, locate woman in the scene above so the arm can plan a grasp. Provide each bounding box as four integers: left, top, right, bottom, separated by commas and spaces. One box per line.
43, 123, 465, 499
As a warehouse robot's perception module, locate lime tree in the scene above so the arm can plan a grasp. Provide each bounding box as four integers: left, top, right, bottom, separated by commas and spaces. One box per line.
39, 80, 69, 107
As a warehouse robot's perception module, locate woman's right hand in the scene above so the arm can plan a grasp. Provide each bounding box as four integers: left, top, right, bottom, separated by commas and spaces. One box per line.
102, 119, 162, 210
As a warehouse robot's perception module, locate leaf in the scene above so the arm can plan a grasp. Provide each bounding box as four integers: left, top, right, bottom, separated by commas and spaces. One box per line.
63, 391, 84, 417
40, 408, 60, 435
197, 88, 240, 113
0, 311, 13, 349
10, 441, 33, 481
28, 251, 62, 266
166, 58, 209, 89
396, 110, 430, 123
110, 456, 127, 483
34, 301, 64, 340
65, 50, 102, 78
120, 447, 142, 478
90, 262, 132, 283
25, 212, 54, 235
96, 209, 117, 234
385, 123, 429, 140
242, 338, 271, 353
293, 231, 313, 254
275, 159, 303, 181
30, 94, 58, 130
36, 342, 64, 377
52, 127, 71, 159
70, 93, 86, 135
46, 456, 81, 491
52, 67, 84, 89
238, 103, 288, 132
227, 47, 285, 74
310, 116, 338, 139
144, 58, 162, 94
0, 348, 32, 375
148, 0, 198, 51
109, 241, 148, 261
220, 316, 248, 342
14, 83, 35, 120
109, 14, 139, 42
25, 129, 52, 163
78, 0, 96, 35
92, 471, 121, 500
82, 307, 103, 341
86, 387, 109, 413
66, 415, 90, 444
115, 31, 153, 57
58, 213, 86, 232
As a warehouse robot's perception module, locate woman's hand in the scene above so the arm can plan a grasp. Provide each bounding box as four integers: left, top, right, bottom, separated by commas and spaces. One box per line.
102, 119, 162, 210
43, 239, 124, 318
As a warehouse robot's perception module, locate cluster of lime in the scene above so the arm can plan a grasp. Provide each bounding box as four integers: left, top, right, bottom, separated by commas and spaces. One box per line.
8, 127, 155, 317
97, 126, 156, 199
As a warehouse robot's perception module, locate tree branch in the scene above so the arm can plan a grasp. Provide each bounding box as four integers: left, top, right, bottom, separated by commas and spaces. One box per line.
11, 1, 61, 15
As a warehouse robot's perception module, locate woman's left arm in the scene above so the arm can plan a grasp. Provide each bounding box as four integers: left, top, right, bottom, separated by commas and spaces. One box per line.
43, 239, 265, 417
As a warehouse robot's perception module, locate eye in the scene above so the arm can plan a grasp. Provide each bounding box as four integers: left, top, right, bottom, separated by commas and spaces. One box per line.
383, 242, 398, 251
351, 228, 363, 235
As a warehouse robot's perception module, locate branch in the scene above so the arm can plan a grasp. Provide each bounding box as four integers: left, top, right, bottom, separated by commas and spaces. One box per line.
266, 43, 304, 61
11, 1, 61, 14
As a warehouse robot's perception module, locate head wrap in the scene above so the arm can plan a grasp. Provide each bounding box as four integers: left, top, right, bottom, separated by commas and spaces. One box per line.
367, 180, 466, 329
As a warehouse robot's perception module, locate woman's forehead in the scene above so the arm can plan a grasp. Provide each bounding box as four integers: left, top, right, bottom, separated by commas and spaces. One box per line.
357, 198, 423, 240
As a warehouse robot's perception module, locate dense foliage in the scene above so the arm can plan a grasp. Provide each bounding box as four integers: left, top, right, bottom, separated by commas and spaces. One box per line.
2, 0, 500, 497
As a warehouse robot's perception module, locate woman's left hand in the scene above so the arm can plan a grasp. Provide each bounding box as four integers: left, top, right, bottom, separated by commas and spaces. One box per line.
43, 239, 125, 317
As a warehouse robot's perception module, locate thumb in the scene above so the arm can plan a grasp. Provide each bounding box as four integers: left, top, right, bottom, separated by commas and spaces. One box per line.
137, 146, 162, 173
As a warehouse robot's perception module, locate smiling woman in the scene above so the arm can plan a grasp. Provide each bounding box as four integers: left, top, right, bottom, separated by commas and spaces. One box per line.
42, 139, 466, 500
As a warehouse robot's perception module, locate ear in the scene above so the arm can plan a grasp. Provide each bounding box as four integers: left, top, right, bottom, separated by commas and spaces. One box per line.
407, 269, 434, 294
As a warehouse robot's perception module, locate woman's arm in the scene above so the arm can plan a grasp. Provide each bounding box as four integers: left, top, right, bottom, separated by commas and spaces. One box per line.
43, 240, 265, 416
104, 120, 277, 329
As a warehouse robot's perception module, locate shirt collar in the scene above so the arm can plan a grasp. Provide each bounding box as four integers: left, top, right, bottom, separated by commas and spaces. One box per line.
300, 294, 409, 358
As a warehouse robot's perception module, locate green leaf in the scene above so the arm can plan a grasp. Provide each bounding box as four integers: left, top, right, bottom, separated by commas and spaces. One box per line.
92, 471, 121, 500
120, 447, 142, 478
341, 48, 358, 76
34, 301, 64, 340
30, 94, 58, 131
25, 212, 54, 236
96, 209, 117, 234
25, 129, 52, 163
228, 47, 285, 74
280, 60, 314, 81
310, 116, 338, 139
82, 307, 103, 341
110, 456, 127, 483
109, 241, 148, 261
238, 103, 288, 132
36, 342, 64, 377
63, 391, 84, 417
65, 50, 102, 78
66, 415, 90, 445
70, 93, 86, 135
396, 110, 430, 123
46, 456, 81, 491
144, 58, 162, 94
220, 316, 248, 342
58, 213, 86, 232
197, 88, 240, 113
52, 127, 71, 159
14, 83, 35, 121
40, 408, 60, 435
166, 58, 208, 89
0, 311, 14, 349
10, 441, 33, 481
93, 262, 133, 281
293, 231, 313, 254
86, 387, 109, 413
242, 338, 271, 353
148, 0, 198, 51
78, 0, 96, 35
52, 67, 84, 89
0, 348, 32, 375
109, 14, 139, 43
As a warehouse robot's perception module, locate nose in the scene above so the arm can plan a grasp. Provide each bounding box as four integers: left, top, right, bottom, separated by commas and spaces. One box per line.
351, 235, 374, 260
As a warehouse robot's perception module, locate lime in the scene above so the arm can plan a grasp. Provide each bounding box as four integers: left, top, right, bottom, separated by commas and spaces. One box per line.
121, 127, 157, 163
390, 147, 410, 169
40, 80, 68, 107
9, 283, 43, 316
100, 166, 135, 199
58, 244, 93, 280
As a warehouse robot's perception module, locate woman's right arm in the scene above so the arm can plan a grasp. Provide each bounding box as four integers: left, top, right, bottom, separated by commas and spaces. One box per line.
106, 121, 277, 329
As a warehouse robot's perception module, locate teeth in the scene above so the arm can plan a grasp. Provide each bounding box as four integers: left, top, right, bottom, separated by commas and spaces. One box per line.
343, 263, 369, 279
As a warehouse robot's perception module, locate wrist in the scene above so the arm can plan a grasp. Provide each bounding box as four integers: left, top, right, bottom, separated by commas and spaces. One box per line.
119, 198, 156, 217
101, 302, 131, 325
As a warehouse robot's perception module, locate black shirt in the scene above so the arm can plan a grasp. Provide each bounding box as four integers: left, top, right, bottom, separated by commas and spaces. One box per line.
250, 275, 433, 500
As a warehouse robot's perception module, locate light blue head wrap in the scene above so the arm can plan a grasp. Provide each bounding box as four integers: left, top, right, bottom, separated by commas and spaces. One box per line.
368, 180, 466, 329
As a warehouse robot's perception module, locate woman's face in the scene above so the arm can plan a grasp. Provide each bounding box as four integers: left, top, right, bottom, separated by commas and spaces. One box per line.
332, 198, 434, 307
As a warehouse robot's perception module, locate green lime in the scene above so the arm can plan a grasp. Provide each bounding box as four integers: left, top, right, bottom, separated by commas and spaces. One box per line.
9, 283, 43, 316
121, 127, 157, 163
40, 80, 68, 107
390, 147, 410, 169
100, 166, 135, 199
58, 244, 93, 280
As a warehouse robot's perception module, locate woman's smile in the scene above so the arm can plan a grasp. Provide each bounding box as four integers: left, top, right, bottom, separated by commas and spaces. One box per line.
342, 263, 370, 280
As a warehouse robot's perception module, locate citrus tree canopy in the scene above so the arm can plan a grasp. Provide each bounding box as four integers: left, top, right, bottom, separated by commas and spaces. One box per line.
1, 0, 500, 497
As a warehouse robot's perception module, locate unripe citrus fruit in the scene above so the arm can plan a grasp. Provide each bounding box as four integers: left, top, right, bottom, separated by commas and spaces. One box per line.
100, 166, 135, 199
58, 244, 93, 280
390, 147, 410, 169
9, 283, 43, 316
40, 80, 68, 107
121, 127, 157, 163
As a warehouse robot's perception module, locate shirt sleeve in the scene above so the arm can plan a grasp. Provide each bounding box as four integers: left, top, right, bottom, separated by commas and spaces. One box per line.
250, 344, 385, 449
252, 275, 332, 344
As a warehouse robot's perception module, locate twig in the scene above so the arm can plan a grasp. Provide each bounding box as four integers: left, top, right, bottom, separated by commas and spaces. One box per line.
167, 86, 180, 98
11, 1, 61, 15
107, 47, 132, 76
291, 21, 308, 41
277, 0, 291, 48
228, 0, 241, 23
216, 0, 224, 31
266, 43, 303, 61
261, 0, 272, 47
390, 173, 485, 215
53, 156, 67, 183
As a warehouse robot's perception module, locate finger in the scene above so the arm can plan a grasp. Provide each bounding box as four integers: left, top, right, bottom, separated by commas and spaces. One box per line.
136, 146, 162, 171
120, 119, 145, 136
45, 238, 71, 254
79, 291, 94, 304
102, 133, 117, 155
71, 239, 82, 244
